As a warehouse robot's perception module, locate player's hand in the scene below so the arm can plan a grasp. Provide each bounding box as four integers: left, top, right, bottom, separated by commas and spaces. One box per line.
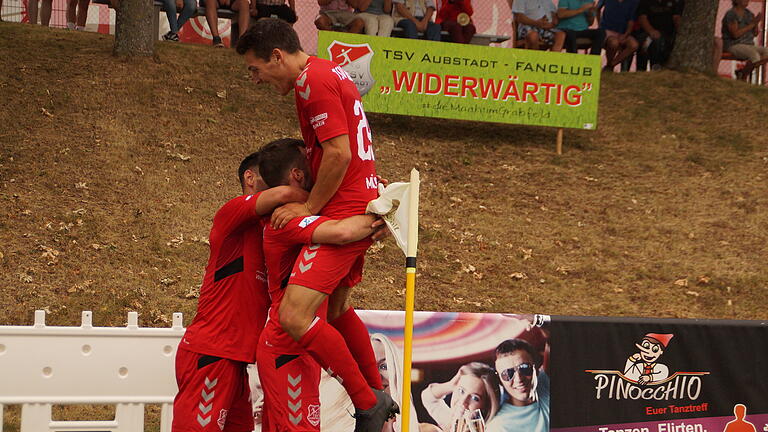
370, 218, 390, 242
649, 29, 661, 40
376, 175, 389, 187
271, 202, 311, 229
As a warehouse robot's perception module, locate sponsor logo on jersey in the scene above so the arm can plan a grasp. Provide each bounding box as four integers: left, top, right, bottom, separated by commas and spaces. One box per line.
299, 216, 321, 228
328, 41, 376, 96
310, 113, 328, 130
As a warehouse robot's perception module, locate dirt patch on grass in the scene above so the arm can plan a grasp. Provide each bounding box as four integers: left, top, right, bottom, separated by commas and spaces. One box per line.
1, 22, 767, 329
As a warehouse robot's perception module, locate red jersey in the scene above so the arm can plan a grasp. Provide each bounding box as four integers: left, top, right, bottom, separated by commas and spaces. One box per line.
261, 216, 329, 353
437, 0, 473, 23
181, 194, 270, 363
294, 56, 378, 219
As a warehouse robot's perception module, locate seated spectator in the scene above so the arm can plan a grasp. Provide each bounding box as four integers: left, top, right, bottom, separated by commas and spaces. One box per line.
632, 0, 683, 70
251, 0, 297, 25
511, 0, 565, 51
436, 0, 476, 44
66, 0, 90, 31
557, 0, 605, 55
315, 0, 365, 33
356, 0, 394, 37
597, 0, 639, 71
203, 0, 250, 47
160, 0, 196, 41
392, 0, 442, 41
722, 0, 767, 79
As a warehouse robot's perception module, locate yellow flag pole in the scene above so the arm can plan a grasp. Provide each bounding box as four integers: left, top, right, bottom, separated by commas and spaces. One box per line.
400, 168, 420, 432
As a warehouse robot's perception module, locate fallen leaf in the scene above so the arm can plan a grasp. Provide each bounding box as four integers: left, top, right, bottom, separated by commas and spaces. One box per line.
216, 90, 227, 99
685, 290, 700, 297
697, 276, 711, 285
674, 278, 688, 287
509, 272, 528, 280
41, 107, 54, 117
613, 288, 624, 293
519, 248, 533, 260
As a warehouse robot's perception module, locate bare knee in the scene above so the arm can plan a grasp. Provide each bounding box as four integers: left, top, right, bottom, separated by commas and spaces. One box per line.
526, 31, 540, 48
606, 37, 619, 50
278, 301, 312, 341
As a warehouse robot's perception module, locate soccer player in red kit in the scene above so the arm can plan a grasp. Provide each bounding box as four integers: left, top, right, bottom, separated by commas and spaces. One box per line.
172, 152, 307, 432
236, 18, 398, 431
256, 138, 386, 431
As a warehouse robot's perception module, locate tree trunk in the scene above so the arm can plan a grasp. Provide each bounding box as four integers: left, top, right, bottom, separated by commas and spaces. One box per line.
667, 0, 718, 74
113, 0, 155, 57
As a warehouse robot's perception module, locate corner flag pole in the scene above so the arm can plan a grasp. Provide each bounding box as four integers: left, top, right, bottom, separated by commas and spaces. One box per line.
401, 168, 420, 432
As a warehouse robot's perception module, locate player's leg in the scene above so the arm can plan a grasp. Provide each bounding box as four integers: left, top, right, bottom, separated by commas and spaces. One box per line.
327, 256, 383, 391
257, 345, 322, 431
279, 283, 377, 409
172, 348, 253, 432
283, 243, 398, 431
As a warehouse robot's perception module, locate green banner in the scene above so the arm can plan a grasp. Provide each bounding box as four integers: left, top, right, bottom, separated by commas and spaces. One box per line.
318, 31, 601, 130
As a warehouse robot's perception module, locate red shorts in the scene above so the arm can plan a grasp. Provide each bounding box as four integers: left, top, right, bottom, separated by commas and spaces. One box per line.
257, 343, 322, 431
172, 347, 253, 432
287, 238, 371, 294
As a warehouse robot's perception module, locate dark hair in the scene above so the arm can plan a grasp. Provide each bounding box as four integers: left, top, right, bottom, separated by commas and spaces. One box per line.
238, 151, 261, 187
235, 18, 303, 60
495, 338, 542, 367
258, 138, 307, 188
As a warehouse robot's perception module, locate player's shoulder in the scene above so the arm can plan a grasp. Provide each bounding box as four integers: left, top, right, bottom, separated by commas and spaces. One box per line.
300, 57, 346, 86
215, 193, 260, 219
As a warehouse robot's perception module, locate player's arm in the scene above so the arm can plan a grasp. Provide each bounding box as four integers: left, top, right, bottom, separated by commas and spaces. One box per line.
271, 135, 351, 228
255, 186, 308, 216
311, 214, 383, 245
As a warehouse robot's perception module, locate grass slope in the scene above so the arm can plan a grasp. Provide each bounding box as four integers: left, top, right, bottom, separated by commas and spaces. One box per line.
1, 23, 767, 329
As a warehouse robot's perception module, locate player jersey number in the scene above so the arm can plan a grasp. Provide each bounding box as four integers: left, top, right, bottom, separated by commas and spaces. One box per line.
353, 100, 374, 161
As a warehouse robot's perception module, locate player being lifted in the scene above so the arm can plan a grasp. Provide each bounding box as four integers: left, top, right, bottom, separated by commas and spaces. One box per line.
236, 18, 399, 431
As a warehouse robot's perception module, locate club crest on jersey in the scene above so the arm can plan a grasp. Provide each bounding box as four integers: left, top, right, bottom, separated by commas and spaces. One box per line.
328, 41, 375, 96
307, 404, 321, 426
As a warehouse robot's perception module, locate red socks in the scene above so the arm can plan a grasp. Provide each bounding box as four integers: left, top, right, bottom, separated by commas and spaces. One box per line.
330, 307, 384, 391
298, 318, 377, 410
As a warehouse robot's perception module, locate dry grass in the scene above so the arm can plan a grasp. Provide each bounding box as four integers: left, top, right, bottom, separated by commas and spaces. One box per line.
1, 22, 767, 331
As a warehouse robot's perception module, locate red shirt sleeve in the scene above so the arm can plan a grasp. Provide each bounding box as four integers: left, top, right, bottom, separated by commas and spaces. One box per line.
301, 69, 349, 144
267, 215, 329, 245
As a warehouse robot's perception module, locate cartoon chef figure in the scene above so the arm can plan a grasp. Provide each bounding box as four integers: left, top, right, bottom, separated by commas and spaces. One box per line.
623, 333, 674, 385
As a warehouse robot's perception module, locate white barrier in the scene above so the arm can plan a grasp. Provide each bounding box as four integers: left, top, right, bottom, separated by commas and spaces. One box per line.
0, 310, 185, 432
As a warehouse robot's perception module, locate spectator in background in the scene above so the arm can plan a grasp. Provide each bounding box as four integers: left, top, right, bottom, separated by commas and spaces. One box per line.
356, 0, 395, 37
557, 0, 605, 55
316, 0, 365, 33
512, 0, 565, 51
436, 0, 476, 44
722, 0, 767, 79
252, 0, 297, 25
598, 0, 639, 71
203, 0, 250, 47
634, 0, 684, 70
27, 0, 53, 26
66, 0, 89, 30
392, 0, 442, 41
159, 0, 196, 41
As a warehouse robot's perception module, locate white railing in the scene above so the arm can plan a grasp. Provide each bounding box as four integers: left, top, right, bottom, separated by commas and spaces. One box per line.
0, 310, 185, 432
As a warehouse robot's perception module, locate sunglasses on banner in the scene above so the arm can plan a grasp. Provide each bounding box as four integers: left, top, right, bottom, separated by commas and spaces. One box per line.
499, 362, 534, 381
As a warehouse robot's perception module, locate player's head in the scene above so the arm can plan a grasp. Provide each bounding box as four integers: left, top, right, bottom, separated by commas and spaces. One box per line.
258, 138, 312, 191
494, 338, 541, 406
236, 18, 304, 96
449, 362, 500, 424
238, 151, 268, 194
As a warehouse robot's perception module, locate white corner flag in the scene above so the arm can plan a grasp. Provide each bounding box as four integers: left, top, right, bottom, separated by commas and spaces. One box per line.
366, 180, 414, 255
